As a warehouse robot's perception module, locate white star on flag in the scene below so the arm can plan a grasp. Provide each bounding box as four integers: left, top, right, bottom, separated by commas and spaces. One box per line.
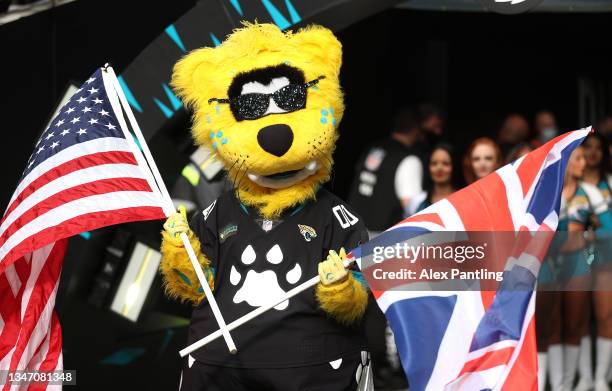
55, 119, 64, 127
92, 98, 103, 104
77, 97, 86, 104
77, 128, 87, 135
45, 132, 54, 140
50, 141, 60, 149
82, 107, 92, 113
65, 107, 75, 114
86, 76, 96, 83
60, 129, 70, 136
88, 119, 99, 125
105, 123, 117, 130
87, 87, 99, 95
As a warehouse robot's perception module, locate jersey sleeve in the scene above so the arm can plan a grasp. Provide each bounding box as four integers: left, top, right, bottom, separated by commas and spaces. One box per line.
189, 199, 220, 269
324, 200, 369, 255
567, 189, 590, 226
323, 199, 370, 289
394, 155, 423, 206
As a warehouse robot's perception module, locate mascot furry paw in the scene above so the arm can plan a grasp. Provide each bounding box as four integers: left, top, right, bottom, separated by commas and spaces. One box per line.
160, 22, 369, 391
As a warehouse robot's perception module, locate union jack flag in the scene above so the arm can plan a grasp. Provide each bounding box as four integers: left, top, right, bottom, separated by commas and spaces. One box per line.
355, 128, 591, 390
0, 68, 166, 390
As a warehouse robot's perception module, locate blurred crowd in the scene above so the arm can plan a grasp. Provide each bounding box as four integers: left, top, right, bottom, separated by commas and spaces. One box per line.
346, 105, 612, 391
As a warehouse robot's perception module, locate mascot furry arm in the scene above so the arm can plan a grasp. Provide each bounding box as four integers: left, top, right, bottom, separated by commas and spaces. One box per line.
159, 205, 212, 305
159, 23, 367, 324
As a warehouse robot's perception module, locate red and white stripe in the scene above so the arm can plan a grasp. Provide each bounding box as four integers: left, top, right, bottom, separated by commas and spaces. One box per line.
0, 136, 165, 274
0, 242, 65, 391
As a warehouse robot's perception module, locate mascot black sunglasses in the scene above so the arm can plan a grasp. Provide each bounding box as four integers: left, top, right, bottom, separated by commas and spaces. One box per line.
208, 75, 325, 121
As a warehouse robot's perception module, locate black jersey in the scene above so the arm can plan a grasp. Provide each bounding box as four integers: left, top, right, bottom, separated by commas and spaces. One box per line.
348, 138, 421, 231
187, 188, 369, 368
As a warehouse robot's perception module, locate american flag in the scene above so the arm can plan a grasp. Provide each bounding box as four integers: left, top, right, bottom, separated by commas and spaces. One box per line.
0, 68, 166, 390
355, 128, 591, 390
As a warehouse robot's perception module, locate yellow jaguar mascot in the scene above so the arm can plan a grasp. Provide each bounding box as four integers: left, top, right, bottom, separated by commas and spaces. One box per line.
159, 23, 369, 391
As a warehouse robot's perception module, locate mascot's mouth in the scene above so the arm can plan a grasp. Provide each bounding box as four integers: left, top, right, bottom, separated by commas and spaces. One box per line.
247, 160, 319, 189
264, 169, 301, 180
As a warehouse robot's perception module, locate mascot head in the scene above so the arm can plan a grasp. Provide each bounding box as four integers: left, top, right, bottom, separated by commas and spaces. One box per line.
172, 23, 343, 218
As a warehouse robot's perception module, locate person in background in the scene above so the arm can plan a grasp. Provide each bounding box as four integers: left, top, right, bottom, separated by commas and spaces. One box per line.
462, 137, 503, 185
597, 115, 612, 139
406, 143, 457, 216
531, 110, 559, 148
536, 145, 587, 391
348, 106, 424, 235
170, 145, 232, 215
597, 114, 612, 160
572, 133, 612, 391
497, 113, 530, 158
347, 106, 426, 390
506, 142, 535, 164
416, 102, 445, 155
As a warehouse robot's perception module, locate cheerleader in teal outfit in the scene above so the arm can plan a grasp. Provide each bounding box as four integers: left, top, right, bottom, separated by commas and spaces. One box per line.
536, 145, 588, 390
573, 133, 612, 391
562, 162, 597, 391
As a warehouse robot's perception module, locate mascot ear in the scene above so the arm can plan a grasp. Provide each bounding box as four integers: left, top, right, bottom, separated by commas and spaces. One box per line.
171, 47, 218, 110
292, 25, 342, 78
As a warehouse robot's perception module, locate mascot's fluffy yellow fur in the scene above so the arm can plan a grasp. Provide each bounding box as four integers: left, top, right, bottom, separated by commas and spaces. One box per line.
159, 23, 367, 325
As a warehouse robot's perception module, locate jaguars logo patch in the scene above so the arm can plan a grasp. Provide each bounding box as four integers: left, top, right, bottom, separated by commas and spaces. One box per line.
298, 224, 317, 242
219, 223, 238, 243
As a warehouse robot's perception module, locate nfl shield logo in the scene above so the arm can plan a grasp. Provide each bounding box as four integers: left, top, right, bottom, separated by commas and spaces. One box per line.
365, 148, 386, 171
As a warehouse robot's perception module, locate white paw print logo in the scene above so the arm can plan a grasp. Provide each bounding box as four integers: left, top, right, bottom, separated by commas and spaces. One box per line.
230, 244, 302, 310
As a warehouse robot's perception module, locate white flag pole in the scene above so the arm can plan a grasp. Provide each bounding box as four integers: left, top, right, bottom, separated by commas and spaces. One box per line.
100, 69, 167, 214
102, 65, 237, 354
179, 258, 356, 357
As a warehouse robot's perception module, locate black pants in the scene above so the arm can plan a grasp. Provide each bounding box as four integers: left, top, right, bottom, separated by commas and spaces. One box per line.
179, 353, 362, 391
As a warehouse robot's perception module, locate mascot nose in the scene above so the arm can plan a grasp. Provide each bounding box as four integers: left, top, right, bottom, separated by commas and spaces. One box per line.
257, 124, 294, 157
